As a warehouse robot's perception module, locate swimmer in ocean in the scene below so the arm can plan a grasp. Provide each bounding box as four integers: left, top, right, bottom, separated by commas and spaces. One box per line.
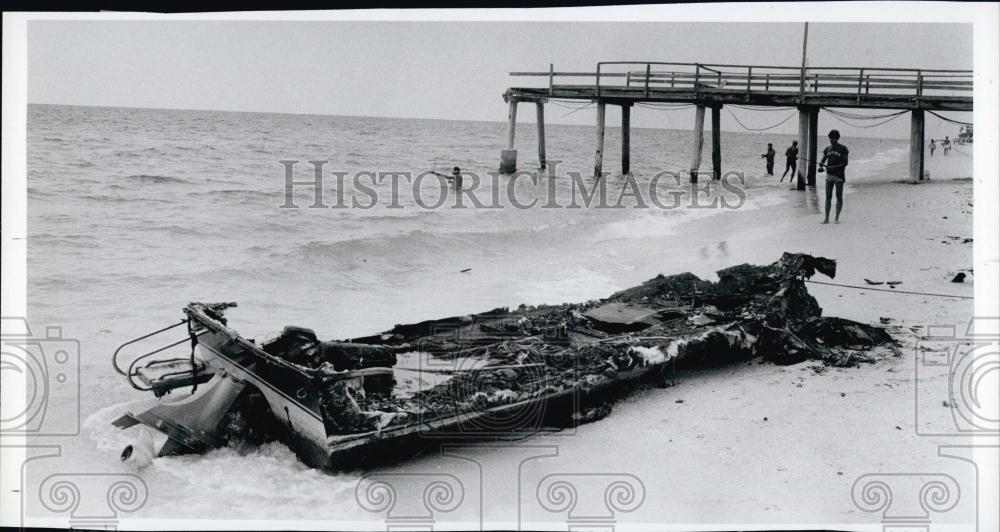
431, 166, 463, 190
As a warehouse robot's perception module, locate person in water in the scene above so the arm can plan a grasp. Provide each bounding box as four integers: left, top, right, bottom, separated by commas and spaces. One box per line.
761, 143, 776, 176
781, 141, 799, 181
819, 129, 849, 224
929, 139, 937, 157
431, 166, 463, 189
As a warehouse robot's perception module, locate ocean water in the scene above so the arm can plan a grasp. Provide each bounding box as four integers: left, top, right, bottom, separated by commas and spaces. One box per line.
23, 103, 910, 521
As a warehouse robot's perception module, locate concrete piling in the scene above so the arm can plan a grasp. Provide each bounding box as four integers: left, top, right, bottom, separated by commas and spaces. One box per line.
594, 100, 606, 177
500, 100, 518, 173
910, 109, 925, 183
536, 102, 546, 169
796, 107, 809, 190
711, 105, 722, 180
807, 107, 819, 187
622, 104, 631, 175
689, 105, 706, 182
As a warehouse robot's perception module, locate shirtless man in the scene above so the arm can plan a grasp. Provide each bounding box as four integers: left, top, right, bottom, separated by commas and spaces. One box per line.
818, 130, 849, 224
781, 141, 799, 181
761, 143, 776, 176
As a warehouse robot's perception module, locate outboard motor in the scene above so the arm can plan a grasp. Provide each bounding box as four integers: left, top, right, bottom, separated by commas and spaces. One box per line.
112, 372, 248, 464
120, 425, 169, 468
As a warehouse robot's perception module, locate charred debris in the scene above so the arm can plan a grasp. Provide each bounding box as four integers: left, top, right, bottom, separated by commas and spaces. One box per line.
260, 252, 896, 437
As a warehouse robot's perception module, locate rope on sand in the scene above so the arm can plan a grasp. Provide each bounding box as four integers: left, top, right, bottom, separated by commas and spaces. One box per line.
804, 280, 974, 300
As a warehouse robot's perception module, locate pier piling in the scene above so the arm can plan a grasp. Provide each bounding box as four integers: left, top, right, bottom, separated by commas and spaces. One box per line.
807, 107, 819, 187
536, 102, 546, 169
500, 100, 518, 173
796, 107, 809, 190
711, 105, 722, 180
909, 109, 925, 183
503, 61, 969, 185
689, 105, 706, 182
594, 100, 606, 177
622, 104, 631, 175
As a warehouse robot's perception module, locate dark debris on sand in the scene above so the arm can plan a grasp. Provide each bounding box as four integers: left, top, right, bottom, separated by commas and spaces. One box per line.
268, 253, 896, 435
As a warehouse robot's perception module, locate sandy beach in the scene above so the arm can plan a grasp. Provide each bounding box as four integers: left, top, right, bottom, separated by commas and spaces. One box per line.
705, 144, 975, 327
8, 13, 998, 532
366, 146, 980, 529
46, 145, 975, 530
10, 126, 979, 532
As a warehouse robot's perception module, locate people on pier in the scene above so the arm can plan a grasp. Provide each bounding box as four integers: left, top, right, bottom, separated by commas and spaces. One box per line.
929, 139, 937, 157
819, 129, 849, 224
431, 167, 464, 190
761, 143, 776, 176
942, 137, 951, 156
781, 141, 799, 181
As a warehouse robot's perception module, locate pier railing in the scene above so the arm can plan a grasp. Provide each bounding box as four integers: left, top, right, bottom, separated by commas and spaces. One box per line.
510, 61, 973, 102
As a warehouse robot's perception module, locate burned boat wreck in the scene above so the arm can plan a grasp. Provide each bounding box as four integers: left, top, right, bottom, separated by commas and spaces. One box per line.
112, 253, 895, 470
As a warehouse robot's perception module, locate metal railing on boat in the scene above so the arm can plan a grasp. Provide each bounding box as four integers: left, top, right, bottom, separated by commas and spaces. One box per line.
112, 318, 211, 393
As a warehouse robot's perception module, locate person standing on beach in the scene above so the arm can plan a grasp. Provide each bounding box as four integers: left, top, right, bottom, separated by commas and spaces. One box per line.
761, 143, 776, 176
942, 136, 951, 156
819, 129, 849, 224
929, 139, 937, 157
781, 141, 799, 181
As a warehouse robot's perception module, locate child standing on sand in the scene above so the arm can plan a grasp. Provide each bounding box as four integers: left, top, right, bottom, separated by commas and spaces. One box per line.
929, 139, 937, 156
819, 129, 849, 224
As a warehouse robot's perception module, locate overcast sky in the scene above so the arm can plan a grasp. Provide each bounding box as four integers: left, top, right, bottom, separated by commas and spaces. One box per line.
27, 21, 972, 138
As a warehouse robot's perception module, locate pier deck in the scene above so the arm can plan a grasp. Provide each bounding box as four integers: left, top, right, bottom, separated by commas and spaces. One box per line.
498, 61, 973, 184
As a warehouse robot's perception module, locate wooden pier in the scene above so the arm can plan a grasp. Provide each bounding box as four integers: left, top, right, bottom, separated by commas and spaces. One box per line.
500, 61, 973, 186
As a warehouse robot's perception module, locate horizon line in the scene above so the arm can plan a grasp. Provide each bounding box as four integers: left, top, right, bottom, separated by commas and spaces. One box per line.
26, 101, 921, 140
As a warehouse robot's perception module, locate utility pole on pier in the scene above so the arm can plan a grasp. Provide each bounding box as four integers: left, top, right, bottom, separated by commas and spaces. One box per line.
797, 22, 810, 190
800, 23, 809, 93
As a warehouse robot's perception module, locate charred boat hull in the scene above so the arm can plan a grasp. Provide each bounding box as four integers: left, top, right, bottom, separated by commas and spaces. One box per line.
111, 253, 894, 471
